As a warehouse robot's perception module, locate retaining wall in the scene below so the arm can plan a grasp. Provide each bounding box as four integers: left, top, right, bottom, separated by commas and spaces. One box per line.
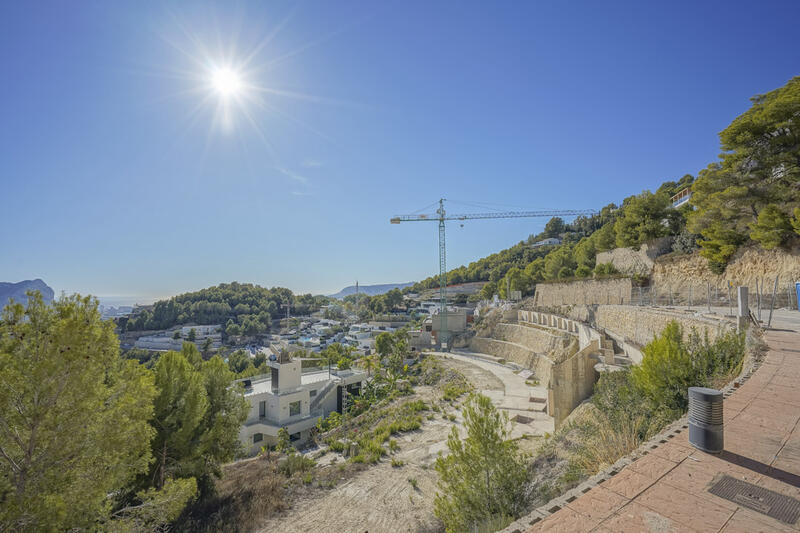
547, 342, 599, 427
492, 322, 568, 353
468, 337, 554, 384
533, 278, 633, 306
595, 304, 735, 348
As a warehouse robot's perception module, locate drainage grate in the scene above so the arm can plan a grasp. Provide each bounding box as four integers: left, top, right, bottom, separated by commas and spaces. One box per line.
709, 475, 800, 524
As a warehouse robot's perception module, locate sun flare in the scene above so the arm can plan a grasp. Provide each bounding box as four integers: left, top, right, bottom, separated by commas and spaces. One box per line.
211, 67, 243, 97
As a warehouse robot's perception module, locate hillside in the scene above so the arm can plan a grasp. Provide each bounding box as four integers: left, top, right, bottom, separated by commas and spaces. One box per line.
329, 282, 414, 299
0, 279, 54, 306
124, 282, 330, 334
411, 76, 800, 301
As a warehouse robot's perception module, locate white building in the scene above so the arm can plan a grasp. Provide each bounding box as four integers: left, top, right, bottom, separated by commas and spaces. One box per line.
237, 357, 365, 454
532, 237, 562, 247
134, 324, 222, 351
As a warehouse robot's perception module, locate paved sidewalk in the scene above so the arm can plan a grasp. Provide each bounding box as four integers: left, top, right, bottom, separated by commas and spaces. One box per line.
526, 323, 800, 532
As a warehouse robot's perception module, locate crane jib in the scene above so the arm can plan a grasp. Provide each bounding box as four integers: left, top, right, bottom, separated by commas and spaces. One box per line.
390, 200, 596, 351
389, 209, 596, 223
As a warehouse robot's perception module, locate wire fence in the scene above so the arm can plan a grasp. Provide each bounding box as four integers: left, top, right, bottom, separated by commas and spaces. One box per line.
631, 278, 798, 320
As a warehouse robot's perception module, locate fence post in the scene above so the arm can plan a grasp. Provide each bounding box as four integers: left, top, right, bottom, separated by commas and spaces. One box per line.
756, 279, 762, 321
768, 276, 778, 329
728, 284, 733, 317
689, 285, 693, 309
737, 286, 749, 331
707, 282, 711, 313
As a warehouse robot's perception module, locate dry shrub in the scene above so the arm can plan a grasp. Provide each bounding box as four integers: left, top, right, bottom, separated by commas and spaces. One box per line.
571, 411, 648, 474
174, 457, 287, 532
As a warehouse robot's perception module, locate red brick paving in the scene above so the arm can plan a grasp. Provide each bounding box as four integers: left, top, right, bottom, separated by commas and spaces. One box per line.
526, 327, 800, 532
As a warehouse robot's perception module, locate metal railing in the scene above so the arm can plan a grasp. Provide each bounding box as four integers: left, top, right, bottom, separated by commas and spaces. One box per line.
630, 278, 797, 325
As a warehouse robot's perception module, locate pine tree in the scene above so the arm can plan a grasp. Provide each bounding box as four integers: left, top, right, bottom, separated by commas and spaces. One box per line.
0, 293, 157, 531
434, 394, 528, 532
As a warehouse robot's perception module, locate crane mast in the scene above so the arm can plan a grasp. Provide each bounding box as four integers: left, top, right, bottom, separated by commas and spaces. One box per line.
391, 199, 595, 350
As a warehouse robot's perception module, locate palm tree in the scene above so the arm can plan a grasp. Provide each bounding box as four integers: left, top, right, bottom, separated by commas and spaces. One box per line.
358, 354, 380, 378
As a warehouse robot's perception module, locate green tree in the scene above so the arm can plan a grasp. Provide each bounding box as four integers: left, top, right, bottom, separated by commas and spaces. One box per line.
108, 477, 197, 532
226, 349, 251, 375
749, 204, 793, 249
375, 332, 394, 357
689, 77, 800, 267
543, 245, 575, 280
225, 321, 242, 338
201, 336, 214, 357
196, 356, 249, 496
148, 351, 208, 490
573, 236, 597, 270
187, 328, 197, 342
613, 191, 671, 248
593, 222, 617, 251
383, 288, 403, 311
358, 354, 380, 377
542, 216, 566, 238
792, 208, 800, 236
434, 394, 528, 532
172, 330, 181, 340
0, 293, 157, 531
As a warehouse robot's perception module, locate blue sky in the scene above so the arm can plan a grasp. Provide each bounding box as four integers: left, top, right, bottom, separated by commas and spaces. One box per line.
1, 1, 799, 302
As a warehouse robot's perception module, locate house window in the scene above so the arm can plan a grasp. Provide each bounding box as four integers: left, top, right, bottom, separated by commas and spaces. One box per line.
253, 433, 263, 443
289, 401, 301, 417
290, 432, 301, 442
310, 389, 317, 397
259, 401, 266, 418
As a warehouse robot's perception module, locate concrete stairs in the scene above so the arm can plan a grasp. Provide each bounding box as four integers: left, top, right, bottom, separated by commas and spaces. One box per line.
591, 333, 632, 372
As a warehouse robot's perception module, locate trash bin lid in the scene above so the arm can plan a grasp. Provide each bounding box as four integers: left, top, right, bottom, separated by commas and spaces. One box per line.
689, 386, 723, 402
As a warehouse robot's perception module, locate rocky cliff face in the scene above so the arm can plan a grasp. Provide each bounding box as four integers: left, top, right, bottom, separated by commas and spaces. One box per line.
0, 279, 55, 307
652, 246, 800, 291
595, 237, 674, 276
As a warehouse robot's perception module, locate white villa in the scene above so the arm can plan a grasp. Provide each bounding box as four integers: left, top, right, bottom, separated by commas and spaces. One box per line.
237, 355, 366, 454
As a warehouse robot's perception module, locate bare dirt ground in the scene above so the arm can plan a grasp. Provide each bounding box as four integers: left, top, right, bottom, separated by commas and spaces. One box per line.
257, 354, 549, 533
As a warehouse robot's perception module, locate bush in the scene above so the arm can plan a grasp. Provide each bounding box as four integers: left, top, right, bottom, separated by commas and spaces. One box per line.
631, 322, 698, 411
279, 454, 315, 477
593, 262, 618, 277
631, 321, 745, 412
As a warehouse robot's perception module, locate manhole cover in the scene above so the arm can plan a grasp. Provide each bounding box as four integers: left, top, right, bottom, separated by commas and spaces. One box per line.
709, 475, 800, 524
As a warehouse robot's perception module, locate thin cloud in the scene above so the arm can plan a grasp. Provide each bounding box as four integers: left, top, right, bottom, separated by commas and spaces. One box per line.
276, 167, 309, 184
301, 159, 323, 168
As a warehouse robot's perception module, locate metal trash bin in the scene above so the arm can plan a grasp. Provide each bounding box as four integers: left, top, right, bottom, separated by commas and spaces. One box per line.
688, 386, 724, 453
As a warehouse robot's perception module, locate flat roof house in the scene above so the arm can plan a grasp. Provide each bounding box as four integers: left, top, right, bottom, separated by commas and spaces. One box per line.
236, 355, 365, 455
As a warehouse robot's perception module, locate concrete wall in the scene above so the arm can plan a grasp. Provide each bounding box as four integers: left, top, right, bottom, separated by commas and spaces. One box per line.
492, 322, 568, 353
594, 305, 735, 348
469, 337, 554, 385
533, 278, 633, 306
547, 341, 599, 428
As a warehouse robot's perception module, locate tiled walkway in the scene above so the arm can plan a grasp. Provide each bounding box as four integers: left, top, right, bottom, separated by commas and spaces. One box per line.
527, 326, 800, 532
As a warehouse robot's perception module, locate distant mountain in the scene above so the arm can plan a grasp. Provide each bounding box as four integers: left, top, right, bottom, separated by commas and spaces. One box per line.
0, 279, 55, 307
329, 282, 415, 300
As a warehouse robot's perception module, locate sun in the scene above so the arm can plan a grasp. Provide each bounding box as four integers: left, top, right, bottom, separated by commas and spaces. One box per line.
211, 67, 243, 98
